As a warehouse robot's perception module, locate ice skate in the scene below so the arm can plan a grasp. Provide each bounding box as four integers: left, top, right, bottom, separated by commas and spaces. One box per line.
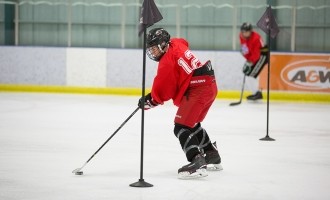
247, 91, 263, 101
178, 154, 208, 179
205, 142, 223, 171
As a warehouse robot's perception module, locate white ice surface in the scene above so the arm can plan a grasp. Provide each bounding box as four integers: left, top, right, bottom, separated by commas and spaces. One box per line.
0, 93, 329, 200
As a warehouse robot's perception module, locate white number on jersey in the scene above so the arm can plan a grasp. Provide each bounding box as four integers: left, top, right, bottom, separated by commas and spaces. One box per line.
178, 50, 202, 74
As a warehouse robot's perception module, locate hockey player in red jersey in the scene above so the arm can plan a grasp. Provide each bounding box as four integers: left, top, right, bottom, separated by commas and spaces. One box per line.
138, 28, 222, 179
239, 22, 268, 100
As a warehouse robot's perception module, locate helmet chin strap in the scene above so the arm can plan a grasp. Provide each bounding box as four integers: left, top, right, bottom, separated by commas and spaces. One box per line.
157, 44, 165, 53
158, 43, 169, 53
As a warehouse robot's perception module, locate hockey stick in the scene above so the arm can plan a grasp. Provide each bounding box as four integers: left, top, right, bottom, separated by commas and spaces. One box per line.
229, 75, 246, 106
72, 107, 140, 175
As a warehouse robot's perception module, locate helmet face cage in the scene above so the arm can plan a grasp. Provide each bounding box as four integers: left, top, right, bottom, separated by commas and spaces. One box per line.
241, 22, 253, 32
146, 28, 170, 61
146, 44, 166, 62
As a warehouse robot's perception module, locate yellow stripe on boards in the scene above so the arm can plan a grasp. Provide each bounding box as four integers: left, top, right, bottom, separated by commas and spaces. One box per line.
0, 84, 146, 96
217, 90, 330, 103
0, 84, 329, 103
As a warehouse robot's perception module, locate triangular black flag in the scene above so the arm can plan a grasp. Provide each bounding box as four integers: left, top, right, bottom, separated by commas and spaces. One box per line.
138, 0, 163, 36
257, 6, 279, 39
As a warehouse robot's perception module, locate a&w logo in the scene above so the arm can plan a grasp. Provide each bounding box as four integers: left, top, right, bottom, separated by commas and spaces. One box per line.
280, 59, 330, 90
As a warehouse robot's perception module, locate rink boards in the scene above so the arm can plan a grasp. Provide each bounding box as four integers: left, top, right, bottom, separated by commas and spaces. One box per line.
0, 46, 329, 102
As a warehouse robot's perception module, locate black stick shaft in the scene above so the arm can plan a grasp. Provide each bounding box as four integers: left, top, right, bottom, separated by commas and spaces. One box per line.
84, 107, 139, 164
139, 26, 147, 180
240, 75, 246, 101
229, 75, 246, 106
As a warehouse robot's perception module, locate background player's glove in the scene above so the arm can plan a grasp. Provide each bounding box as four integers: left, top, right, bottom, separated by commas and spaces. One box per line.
243, 61, 253, 76
138, 93, 159, 110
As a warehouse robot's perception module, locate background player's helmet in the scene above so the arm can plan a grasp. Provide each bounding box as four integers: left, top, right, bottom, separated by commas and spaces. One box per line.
146, 28, 171, 61
240, 22, 253, 32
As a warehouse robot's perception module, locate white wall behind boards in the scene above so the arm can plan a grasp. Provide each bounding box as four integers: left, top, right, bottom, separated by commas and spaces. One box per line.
66, 48, 107, 87
106, 49, 158, 88
0, 46, 66, 85
0, 46, 254, 91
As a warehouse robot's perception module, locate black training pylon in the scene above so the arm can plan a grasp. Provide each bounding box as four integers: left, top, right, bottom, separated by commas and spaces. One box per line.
130, 0, 163, 188
257, 5, 279, 141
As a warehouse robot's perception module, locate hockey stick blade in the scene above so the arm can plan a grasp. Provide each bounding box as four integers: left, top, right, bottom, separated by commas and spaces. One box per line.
229, 101, 242, 106
229, 102, 241, 106
72, 168, 82, 173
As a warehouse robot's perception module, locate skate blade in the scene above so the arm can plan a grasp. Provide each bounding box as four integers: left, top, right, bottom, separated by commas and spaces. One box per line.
206, 164, 223, 171
178, 168, 208, 180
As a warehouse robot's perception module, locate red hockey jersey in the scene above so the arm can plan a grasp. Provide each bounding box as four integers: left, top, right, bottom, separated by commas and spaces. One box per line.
239, 31, 264, 65
151, 38, 204, 107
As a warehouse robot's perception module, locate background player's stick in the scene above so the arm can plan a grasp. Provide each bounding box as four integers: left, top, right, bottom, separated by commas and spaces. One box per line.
72, 107, 140, 175
229, 75, 246, 106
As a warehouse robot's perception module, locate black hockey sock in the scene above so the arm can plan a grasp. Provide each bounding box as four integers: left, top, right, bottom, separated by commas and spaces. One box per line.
174, 124, 201, 162
193, 123, 213, 152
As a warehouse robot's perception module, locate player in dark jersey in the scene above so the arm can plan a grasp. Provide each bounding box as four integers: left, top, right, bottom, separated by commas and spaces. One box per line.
138, 28, 222, 179
239, 22, 269, 100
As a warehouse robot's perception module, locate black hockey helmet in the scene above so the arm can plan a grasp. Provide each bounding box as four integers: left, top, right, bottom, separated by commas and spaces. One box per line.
240, 22, 253, 32
146, 28, 171, 61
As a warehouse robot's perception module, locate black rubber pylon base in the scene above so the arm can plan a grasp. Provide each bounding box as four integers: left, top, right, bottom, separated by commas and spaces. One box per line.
129, 179, 153, 187
260, 135, 275, 141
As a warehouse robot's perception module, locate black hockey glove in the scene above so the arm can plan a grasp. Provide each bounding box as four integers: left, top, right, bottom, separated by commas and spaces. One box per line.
243, 61, 253, 76
138, 93, 159, 110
